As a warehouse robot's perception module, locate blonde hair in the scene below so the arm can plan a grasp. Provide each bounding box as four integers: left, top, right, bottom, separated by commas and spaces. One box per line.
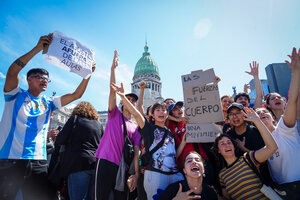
71, 101, 99, 120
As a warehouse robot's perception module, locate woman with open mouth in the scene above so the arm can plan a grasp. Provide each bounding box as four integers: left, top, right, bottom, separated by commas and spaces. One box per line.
264, 92, 286, 124
111, 83, 184, 200
157, 151, 217, 200
255, 47, 300, 199
211, 107, 278, 200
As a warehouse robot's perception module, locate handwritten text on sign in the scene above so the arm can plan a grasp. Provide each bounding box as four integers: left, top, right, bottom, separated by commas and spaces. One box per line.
181, 68, 215, 88
45, 31, 94, 79
183, 83, 223, 123
186, 123, 222, 143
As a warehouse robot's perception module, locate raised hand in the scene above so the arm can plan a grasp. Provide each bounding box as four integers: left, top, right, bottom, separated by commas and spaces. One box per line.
36, 33, 53, 52
139, 81, 146, 89
111, 82, 125, 97
214, 75, 221, 84
285, 47, 300, 72
173, 183, 201, 200
243, 83, 250, 93
242, 107, 260, 123
112, 50, 119, 69
245, 61, 259, 77
92, 61, 96, 73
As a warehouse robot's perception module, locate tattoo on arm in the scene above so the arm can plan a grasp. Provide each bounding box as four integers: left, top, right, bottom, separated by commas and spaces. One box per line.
14, 59, 26, 68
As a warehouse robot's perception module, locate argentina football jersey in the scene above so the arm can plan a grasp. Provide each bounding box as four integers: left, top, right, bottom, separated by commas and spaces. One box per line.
0, 87, 61, 160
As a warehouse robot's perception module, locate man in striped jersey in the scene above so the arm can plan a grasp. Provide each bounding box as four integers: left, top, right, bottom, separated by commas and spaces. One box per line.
0, 34, 94, 200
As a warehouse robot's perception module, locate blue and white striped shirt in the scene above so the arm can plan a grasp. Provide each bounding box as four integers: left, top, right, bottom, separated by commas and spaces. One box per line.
0, 87, 61, 160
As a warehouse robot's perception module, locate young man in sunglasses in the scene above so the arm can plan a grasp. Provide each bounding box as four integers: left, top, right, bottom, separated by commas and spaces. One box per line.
0, 34, 95, 200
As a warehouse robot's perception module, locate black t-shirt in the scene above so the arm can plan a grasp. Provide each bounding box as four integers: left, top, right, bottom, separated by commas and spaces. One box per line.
54, 115, 103, 175
157, 179, 218, 200
140, 119, 178, 174
227, 124, 265, 151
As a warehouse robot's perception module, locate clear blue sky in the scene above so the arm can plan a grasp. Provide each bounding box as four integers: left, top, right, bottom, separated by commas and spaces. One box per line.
1, 0, 300, 117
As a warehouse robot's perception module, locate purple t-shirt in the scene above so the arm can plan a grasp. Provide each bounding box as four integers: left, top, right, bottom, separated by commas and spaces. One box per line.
95, 106, 141, 165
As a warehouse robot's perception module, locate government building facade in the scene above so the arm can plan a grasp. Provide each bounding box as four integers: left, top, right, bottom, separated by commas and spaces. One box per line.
131, 43, 164, 114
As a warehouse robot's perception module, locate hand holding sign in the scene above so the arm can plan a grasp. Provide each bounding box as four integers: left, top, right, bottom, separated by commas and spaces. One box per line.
35, 34, 52, 53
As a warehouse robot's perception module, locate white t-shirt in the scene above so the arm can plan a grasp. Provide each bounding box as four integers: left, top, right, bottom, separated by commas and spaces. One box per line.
268, 117, 300, 184
0, 87, 61, 160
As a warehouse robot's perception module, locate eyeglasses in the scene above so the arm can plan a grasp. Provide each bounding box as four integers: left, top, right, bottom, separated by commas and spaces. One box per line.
228, 112, 243, 118
31, 75, 51, 83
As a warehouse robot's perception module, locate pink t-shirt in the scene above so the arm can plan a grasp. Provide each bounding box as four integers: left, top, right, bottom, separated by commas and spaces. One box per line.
95, 106, 141, 165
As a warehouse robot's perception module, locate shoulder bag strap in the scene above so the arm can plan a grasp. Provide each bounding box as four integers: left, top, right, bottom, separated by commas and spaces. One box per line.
121, 113, 128, 138
149, 131, 168, 155
242, 155, 265, 184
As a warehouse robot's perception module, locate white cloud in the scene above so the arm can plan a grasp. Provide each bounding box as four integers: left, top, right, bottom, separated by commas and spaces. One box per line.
193, 18, 212, 40
0, 72, 5, 79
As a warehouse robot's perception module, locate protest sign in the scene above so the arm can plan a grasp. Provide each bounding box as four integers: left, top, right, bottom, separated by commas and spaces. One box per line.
182, 68, 224, 142
182, 69, 223, 124
186, 123, 222, 143
45, 31, 94, 79
182, 68, 215, 88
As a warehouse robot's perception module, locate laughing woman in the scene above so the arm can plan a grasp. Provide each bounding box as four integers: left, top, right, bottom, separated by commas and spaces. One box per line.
111, 83, 184, 200
211, 107, 278, 200
158, 152, 217, 200
255, 47, 300, 199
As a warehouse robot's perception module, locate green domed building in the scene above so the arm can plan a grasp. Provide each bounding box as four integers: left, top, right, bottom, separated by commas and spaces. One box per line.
131, 43, 163, 112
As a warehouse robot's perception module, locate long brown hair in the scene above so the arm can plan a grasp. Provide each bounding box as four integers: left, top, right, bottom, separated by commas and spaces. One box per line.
211, 134, 241, 169
71, 101, 99, 120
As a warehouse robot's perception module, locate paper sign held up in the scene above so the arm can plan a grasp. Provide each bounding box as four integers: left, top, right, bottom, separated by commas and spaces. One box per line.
183, 83, 224, 123
182, 68, 224, 124
182, 68, 215, 88
186, 123, 222, 143
45, 31, 94, 79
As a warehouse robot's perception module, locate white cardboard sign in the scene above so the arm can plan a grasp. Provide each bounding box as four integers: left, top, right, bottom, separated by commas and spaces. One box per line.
45, 31, 94, 79
186, 123, 222, 143
182, 68, 224, 142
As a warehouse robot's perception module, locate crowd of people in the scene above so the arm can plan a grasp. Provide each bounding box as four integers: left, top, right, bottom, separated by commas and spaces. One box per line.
0, 34, 300, 200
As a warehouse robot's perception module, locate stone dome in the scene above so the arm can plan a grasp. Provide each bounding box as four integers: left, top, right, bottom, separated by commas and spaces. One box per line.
134, 44, 159, 78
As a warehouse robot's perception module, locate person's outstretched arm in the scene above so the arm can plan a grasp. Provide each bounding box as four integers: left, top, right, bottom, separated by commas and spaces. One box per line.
242, 107, 278, 163
60, 62, 96, 106
137, 81, 146, 115
245, 61, 263, 109
107, 50, 119, 112
284, 47, 300, 127
111, 83, 145, 129
4, 34, 52, 92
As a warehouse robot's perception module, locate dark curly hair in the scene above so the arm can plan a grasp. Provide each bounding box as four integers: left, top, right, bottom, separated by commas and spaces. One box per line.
234, 92, 250, 103
211, 134, 241, 169
71, 101, 99, 120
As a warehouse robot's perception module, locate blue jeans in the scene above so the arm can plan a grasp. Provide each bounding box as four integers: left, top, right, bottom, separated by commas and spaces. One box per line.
68, 170, 95, 200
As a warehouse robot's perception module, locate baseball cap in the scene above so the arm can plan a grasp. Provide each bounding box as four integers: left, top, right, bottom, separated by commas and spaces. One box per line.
227, 103, 244, 113
125, 93, 138, 102
168, 101, 184, 115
